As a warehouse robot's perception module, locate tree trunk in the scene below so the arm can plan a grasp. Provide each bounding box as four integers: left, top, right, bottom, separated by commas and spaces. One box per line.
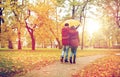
81, 11, 86, 50
0, 1, 4, 33
31, 32, 35, 50
49, 28, 62, 49
32, 37, 35, 50
26, 22, 35, 50
72, 5, 75, 19
116, 0, 120, 28
108, 38, 111, 48
8, 40, 13, 49
80, 0, 89, 50
56, 38, 62, 49
42, 42, 44, 48
99, 40, 101, 48
18, 31, 22, 49
50, 40, 52, 48
81, 24, 85, 50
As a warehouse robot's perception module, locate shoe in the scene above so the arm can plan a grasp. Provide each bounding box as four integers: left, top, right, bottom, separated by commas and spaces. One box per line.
65, 59, 68, 62
60, 57, 64, 62
73, 55, 76, 64
70, 57, 72, 64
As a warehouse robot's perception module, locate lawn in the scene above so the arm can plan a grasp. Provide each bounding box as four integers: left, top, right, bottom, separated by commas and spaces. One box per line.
0, 49, 119, 77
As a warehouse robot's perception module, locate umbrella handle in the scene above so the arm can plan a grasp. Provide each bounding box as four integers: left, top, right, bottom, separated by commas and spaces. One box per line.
76, 25, 80, 29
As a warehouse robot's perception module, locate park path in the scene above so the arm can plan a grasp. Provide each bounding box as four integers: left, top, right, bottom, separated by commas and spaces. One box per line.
16, 55, 106, 77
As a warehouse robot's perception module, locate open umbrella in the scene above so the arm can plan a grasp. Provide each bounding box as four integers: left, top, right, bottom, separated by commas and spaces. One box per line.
63, 19, 81, 29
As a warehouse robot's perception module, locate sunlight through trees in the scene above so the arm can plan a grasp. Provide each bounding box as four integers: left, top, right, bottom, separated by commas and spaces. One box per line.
0, 0, 120, 50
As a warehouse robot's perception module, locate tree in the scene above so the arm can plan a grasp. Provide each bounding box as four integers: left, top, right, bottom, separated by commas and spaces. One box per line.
96, 0, 120, 46
0, 1, 4, 33
79, 0, 120, 48
0, 0, 28, 49
24, 0, 59, 50
54, 0, 91, 49
1, 23, 17, 49
79, 0, 90, 50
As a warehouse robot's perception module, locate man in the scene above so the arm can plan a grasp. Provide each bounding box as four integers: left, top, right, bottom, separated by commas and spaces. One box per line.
60, 23, 70, 63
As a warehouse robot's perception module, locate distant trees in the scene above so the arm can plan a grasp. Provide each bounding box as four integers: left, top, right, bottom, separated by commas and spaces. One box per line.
96, 0, 120, 47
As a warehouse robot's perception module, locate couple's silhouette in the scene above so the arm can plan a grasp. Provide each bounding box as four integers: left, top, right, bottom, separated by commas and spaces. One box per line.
60, 23, 80, 64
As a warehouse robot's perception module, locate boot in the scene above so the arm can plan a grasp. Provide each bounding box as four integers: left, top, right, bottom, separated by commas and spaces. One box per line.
73, 55, 76, 64
65, 59, 68, 62
70, 57, 72, 64
60, 57, 64, 62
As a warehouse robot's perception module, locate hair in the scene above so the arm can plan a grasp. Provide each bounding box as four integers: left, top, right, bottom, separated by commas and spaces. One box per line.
64, 23, 69, 26
71, 26, 76, 29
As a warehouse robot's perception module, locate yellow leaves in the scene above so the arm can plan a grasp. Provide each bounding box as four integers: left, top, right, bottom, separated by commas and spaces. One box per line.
28, 3, 50, 15
6, 0, 11, 6
51, 0, 63, 6
27, 1, 55, 27
28, 0, 55, 21
0, 4, 4, 8
51, 0, 58, 6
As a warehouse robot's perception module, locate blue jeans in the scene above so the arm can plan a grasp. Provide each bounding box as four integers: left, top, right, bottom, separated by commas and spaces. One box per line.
70, 47, 77, 57
61, 45, 69, 60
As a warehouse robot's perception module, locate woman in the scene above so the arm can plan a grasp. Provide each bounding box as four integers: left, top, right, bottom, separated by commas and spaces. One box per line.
69, 26, 80, 64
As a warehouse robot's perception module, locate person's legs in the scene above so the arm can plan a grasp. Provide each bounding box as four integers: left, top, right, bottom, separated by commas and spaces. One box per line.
65, 45, 69, 62
70, 47, 74, 57
70, 47, 74, 64
73, 47, 77, 64
60, 46, 65, 62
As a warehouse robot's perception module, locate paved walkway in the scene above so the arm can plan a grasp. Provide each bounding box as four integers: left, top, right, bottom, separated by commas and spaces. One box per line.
16, 55, 106, 77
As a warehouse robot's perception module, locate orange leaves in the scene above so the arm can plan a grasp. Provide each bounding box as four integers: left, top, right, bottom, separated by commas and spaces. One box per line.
74, 55, 120, 77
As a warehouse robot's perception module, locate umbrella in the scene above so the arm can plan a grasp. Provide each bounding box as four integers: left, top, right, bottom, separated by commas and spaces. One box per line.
63, 19, 81, 28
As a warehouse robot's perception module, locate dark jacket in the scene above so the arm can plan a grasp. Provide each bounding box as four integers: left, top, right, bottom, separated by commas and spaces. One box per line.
69, 28, 79, 47
62, 27, 70, 45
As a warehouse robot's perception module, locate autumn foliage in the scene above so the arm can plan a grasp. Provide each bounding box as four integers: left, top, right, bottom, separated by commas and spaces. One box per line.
0, 50, 119, 77
73, 55, 120, 77
0, 51, 60, 77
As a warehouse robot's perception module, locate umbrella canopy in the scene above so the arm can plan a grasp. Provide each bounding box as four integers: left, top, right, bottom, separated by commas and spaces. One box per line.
62, 19, 81, 27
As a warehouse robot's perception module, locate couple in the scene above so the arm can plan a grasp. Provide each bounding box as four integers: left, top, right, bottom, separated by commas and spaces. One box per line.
60, 23, 80, 64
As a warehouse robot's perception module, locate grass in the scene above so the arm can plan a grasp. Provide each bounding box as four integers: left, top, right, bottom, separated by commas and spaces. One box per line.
0, 49, 119, 77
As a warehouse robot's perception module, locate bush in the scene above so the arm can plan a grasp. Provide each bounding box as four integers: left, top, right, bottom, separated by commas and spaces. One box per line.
0, 58, 24, 77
